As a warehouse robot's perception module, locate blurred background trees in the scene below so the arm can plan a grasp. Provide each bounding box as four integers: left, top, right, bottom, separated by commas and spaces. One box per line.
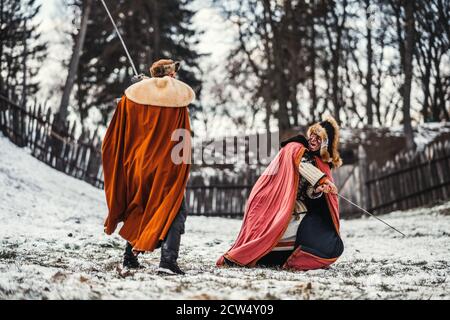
1, 0, 449, 150
0, 0, 47, 104
59, 0, 203, 129
213, 0, 449, 147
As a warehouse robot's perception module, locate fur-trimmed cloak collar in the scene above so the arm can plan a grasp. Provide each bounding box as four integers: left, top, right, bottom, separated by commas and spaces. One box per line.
125, 76, 195, 107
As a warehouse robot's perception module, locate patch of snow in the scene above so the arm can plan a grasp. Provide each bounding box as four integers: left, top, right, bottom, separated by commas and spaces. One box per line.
414, 122, 450, 151
0, 134, 449, 299
339, 122, 450, 151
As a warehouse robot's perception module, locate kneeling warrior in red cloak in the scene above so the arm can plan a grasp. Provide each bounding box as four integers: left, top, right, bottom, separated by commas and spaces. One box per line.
217, 116, 344, 271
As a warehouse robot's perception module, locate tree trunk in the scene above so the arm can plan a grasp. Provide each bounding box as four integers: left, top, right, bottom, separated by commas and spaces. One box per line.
152, 0, 161, 59
324, 0, 347, 125
332, 51, 340, 124
289, 93, 299, 127
402, 0, 416, 150
0, 0, 4, 93
262, 0, 290, 134
365, 0, 373, 126
275, 57, 291, 134
58, 0, 93, 126
309, 17, 317, 123
421, 51, 432, 122
20, 20, 27, 108
434, 55, 449, 121
264, 103, 271, 140
418, 21, 433, 122
375, 33, 385, 126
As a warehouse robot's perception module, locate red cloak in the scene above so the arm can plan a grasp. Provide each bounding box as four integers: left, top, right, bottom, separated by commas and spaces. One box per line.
217, 142, 342, 270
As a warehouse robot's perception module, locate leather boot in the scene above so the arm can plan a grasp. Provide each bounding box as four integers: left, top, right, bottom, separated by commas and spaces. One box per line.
123, 242, 141, 269
158, 199, 187, 275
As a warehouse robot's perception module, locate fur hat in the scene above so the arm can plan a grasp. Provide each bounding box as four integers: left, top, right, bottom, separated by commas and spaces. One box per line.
125, 76, 195, 107
150, 59, 181, 78
307, 116, 343, 168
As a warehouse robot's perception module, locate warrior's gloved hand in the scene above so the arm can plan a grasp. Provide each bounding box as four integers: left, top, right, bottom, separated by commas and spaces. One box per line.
131, 73, 148, 84
315, 179, 338, 194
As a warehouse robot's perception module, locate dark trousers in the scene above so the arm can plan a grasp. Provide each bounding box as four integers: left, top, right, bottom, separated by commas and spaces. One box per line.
124, 197, 188, 265
160, 197, 187, 265
255, 250, 293, 267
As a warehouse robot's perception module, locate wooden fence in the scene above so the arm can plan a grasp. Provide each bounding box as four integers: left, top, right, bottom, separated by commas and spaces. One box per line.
186, 176, 256, 218
0, 94, 105, 188
186, 184, 251, 217
184, 163, 363, 218
1, 94, 449, 218
365, 140, 450, 214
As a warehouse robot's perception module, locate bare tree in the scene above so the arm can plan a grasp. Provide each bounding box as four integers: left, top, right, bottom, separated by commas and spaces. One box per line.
402, 0, 416, 149
57, 0, 93, 128
415, 0, 450, 122
386, 0, 415, 149
214, 0, 449, 141
364, 0, 374, 126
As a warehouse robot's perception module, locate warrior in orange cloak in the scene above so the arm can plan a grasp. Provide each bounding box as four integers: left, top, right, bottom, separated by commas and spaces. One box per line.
102, 59, 195, 275
217, 116, 344, 271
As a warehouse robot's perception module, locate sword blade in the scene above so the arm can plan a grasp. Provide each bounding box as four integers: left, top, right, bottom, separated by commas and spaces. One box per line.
100, 0, 138, 76
337, 193, 406, 237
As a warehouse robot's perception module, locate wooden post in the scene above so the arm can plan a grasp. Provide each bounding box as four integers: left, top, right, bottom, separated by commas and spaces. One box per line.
358, 145, 370, 211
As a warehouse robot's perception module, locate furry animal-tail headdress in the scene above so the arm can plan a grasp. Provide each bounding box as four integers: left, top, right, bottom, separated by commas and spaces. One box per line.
150, 59, 181, 78
307, 116, 343, 168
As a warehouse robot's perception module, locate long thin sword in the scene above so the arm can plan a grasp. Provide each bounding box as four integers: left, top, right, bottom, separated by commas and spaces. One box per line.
337, 193, 406, 237
100, 0, 139, 76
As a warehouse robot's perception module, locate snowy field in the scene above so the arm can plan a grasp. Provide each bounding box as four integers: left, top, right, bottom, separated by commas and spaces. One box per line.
0, 135, 449, 300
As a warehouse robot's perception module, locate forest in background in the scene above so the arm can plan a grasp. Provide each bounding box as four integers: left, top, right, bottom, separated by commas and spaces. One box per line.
0, 0, 449, 149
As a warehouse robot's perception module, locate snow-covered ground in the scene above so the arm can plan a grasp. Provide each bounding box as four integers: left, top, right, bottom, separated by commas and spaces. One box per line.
0, 135, 449, 300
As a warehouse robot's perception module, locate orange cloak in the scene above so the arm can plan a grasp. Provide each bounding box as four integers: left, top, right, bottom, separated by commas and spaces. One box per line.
102, 94, 191, 252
